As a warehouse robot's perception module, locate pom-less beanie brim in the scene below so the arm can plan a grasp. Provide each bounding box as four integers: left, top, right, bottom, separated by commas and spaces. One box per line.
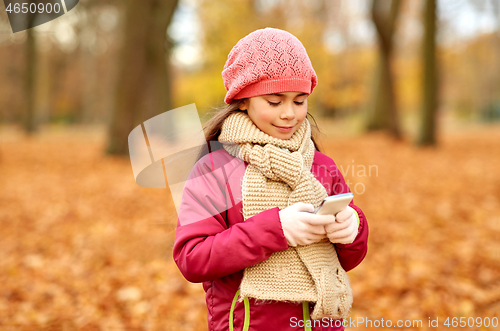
231, 78, 313, 102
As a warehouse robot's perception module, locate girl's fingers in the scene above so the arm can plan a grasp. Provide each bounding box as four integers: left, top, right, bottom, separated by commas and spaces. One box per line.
335, 233, 357, 244
304, 214, 336, 226
310, 224, 327, 235
336, 208, 354, 223
327, 220, 356, 239
298, 233, 327, 246
294, 202, 315, 213
325, 218, 350, 233
307, 233, 326, 241
328, 228, 351, 240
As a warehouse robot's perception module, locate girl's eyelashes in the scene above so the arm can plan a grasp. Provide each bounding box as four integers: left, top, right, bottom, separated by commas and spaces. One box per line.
267, 101, 306, 106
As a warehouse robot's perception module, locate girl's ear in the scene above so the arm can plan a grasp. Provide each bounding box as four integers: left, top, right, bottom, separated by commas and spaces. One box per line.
238, 99, 248, 111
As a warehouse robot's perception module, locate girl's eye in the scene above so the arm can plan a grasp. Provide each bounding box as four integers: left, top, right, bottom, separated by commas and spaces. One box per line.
267, 101, 305, 106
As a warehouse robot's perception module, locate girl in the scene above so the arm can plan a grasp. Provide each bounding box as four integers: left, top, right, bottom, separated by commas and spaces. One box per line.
173, 28, 368, 331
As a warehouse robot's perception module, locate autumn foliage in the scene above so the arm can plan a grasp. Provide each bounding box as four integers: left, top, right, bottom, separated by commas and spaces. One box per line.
0, 121, 499, 330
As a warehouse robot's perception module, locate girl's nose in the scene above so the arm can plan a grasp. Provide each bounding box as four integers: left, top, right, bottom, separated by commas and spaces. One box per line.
280, 102, 295, 120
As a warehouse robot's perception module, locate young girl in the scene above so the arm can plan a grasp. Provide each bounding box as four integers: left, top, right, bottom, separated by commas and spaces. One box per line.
173, 28, 368, 331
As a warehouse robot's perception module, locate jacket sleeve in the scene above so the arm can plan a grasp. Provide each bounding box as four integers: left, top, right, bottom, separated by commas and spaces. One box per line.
328, 160, 369, 272
172, 156, 289, 283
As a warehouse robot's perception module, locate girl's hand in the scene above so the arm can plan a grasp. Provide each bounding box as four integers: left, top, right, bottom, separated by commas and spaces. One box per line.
325, 206, 359, 244
279, 202, 336, 247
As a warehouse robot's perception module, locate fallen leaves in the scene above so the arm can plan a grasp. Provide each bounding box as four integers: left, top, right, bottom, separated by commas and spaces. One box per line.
0, 122, 499, 330
321, 125, 500, 330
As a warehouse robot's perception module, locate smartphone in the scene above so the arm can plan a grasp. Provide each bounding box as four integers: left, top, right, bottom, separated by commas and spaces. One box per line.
314, 193, 353, 216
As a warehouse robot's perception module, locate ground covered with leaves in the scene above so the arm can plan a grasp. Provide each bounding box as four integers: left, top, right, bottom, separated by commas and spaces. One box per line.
0, 122, 499, 330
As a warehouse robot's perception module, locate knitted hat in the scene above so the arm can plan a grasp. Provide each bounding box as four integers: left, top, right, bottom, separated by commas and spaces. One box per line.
222, 27, 318, 104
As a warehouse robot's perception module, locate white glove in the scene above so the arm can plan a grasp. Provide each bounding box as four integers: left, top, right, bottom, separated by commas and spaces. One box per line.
279, 202, 336, 247
325, 206, 359, 244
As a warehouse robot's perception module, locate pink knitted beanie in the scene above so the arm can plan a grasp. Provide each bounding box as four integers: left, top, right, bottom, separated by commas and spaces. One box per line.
222, 27, 318, 104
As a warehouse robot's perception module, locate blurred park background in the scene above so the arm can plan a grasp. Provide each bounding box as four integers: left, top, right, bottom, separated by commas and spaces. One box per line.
1, 0, 500, 330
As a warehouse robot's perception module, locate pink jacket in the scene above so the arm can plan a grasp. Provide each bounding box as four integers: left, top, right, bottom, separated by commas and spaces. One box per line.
173, 148, 369, 331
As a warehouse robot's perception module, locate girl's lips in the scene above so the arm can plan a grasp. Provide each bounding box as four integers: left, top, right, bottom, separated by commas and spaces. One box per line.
273, 125, 294, 132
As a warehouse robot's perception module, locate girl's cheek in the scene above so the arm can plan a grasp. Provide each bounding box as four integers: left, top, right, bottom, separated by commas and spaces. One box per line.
260, 112, 276, 124
297, 109, 308, 122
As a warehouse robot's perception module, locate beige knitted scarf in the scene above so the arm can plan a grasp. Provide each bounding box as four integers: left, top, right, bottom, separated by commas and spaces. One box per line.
218, 111, 353, 320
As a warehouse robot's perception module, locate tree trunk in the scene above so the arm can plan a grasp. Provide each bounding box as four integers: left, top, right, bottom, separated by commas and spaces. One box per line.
106, 0, 179, 155
23, 14, 37, 134
491, 0, 500, 99
418, 0, 438, 146
143, 0, 179, 141
106, 0, 151, 155
365, 0, 402, 140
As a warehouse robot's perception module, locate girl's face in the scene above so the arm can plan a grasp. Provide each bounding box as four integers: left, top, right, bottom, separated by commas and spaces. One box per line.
238, 91, 309, 140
